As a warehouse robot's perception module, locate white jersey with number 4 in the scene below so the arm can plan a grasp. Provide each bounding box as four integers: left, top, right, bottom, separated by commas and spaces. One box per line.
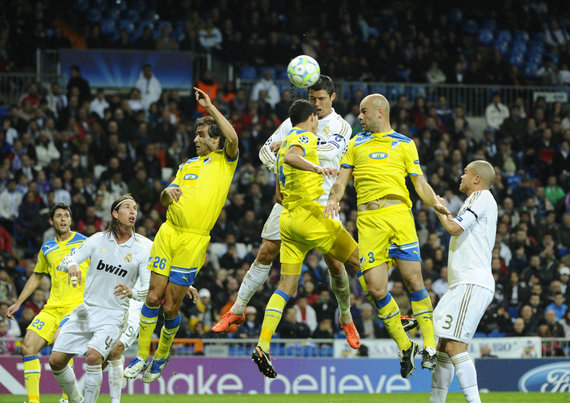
448, 189, 498, 292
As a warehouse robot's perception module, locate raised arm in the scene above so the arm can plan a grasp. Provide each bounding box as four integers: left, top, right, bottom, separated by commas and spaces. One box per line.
410, 174, 450, 215
324, 166, 353, 218
194, 87, 239, 159
434, 197, 464, 236
284, 145, 337, 177
259, 121, 290, 171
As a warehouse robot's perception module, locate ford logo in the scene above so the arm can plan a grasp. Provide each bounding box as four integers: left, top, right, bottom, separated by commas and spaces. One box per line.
518, 362, 570, 392
184, 174, 199, 180
369, 152, 388, 160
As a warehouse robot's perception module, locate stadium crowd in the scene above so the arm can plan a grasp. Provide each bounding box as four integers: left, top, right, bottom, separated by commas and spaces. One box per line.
0, 0, 569, 357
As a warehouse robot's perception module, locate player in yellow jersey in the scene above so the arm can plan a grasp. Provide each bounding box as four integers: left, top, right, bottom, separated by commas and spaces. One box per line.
325, 93, 450, 379
252, 100, 362, 378
7, 203, 88, 403
124, 87, 239, 383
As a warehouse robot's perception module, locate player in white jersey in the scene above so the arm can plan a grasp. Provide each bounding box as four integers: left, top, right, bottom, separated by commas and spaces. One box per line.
430, 161, 498, 403
48, 195, 152, 403
212, 75, 360, 348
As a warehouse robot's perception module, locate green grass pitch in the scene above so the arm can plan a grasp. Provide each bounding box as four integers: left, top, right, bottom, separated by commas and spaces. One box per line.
1, 393, 568, 403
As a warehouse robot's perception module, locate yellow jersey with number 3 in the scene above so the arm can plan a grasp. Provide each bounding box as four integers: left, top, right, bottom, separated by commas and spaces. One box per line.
166, 148, 238, 233
276, 128, 323, 210
341, 130, 423, 207
35, 231, 89, 309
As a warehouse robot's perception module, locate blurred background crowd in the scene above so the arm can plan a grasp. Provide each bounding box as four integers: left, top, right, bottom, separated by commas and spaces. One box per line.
0, 0, 570, 357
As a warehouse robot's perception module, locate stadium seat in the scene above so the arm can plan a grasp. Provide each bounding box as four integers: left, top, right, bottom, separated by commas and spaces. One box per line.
103, 7, 122, 21
473, 332, 487, 338
99, 18, 117, 36
494, 39, 510, 56
508, 306, 520, 318
462, 19, 478, 35
351, 84, 368, 97
320, 345, 334, 357
532, 32, 545, 42
448, 8, 462, 24
368, 27, 380, 38
124, 9, 140, 21
118, 20, 136, 35
239, 66, 257, 80
478, 29, 494, 45
488, 330, 506, 337
514, 30, 530, 42
389, 85, 406, 99
524, 63, 539, 78
276, 67, 288, 81
496, 30, 512, 42
409, 85, 426, 99
511, 40, 527, 54
509, 52, 525, 68
481, 19, 497, 32
369, 85, 387, 95
526, 51, 543, 65
546, 53, 559, 66
257, 67, 276, 79
86, 8, 103, 23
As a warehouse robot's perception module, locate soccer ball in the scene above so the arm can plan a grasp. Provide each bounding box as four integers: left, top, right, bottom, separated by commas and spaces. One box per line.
287, 55, 320, 87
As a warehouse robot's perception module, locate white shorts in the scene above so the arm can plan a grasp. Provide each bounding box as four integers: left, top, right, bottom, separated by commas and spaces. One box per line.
261, 203, 283, 241
119, 300, 143, 349
53, 303, 126, 359
433, 283, 494, 344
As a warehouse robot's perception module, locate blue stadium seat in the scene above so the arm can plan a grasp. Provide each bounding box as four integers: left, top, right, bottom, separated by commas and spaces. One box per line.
496, 30, 512, 42
104, 7, 121, 21
473, 332, 487, 338
526, 51, 543, 65
488, 330, 507, 338
99, 18, 117, 36
514, 30, 530, 42
45, 27, 54, 38
389, 85, 406, 99
369, 85, 387, 95
239, 66, 257, 80
118, 19, 136, 35
257, 67, 276, 79
532, 32, 545, 42
368, 27, 380, 38
448, 8, 462, 24
409, 85, 427, 99
508, 306, 520, 318
546, 53, 559, 66
319, 345, 334, 357
481, 19, 497, 32
142, 10, 159, 21
478, 29, 494, 45
285, 346, 294, 356
86, 8, 103, 23
276, 67, 288, 81
124, 9, 140, 21
138, 19, 155, 30
524, 63, 539, 78
509, 52, 525, 68
462, 19, 478, 35
351, 84, 368, 97
511, 39, 527, 54
494, 39, 510, 56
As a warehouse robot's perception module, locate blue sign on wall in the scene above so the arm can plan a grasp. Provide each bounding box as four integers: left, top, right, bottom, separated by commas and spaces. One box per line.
477, 359, 570, 392
59, 49, 192, 89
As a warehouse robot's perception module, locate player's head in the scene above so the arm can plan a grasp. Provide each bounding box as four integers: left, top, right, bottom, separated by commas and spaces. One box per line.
194, 116, 224, 156
359, 93, 390, 133
459, 160, 495, 194
308, 75, 336, 119
289, 99, 318, 133
108, 194, 137, 237
49, 203, 72, 236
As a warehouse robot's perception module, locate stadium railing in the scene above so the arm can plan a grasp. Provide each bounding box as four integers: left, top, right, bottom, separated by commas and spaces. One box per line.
2, 337, 568, 358
0, 72, 64, 107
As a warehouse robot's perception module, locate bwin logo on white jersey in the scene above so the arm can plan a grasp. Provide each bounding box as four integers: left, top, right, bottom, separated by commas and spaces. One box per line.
96, 259, 127, 277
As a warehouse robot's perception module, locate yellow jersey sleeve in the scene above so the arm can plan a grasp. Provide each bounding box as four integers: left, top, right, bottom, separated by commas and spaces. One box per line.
403, 139, 423, 176
34, 250, 49, 275
341, 136, 356, 168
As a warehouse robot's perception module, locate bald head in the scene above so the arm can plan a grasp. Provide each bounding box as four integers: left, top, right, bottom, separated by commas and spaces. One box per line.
469, 160, 496, 188
359, 93, 391, 132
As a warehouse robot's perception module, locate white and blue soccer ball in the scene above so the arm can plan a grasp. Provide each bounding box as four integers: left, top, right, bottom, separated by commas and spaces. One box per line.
287, 55, 320, 87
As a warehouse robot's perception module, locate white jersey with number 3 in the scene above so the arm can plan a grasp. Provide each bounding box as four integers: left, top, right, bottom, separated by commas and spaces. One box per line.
448, 189, 498, 292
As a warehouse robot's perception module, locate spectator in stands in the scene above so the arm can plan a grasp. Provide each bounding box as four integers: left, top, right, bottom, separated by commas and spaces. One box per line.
135, 64, 162, 111
234, 306, 260, 338
89, 88, 109, 119
509, 317, 529, 337
485, 92, 509, 132
198, 18, 223, 53
545, 292, 568, 320
189, 288, 217, 333
250, 69, 280, 109
18, 82, 41, 107
23, 289, 46, 316
360, 302, 384, 339
155, 22, 178, 51
277, 306, 311, 339
0, 179, 23, 229
0, 320, 15, 354
0, 300, 19, 337
544, 18, 569, 51
425, 60, 446, 84
294, 295, 317, 334
558, 308, 570, 338
537, 57, 561, 85
66, 65, 91, 105
17, 307, 35, 335
312, 289, 336, 323
134, 25, 155, 50
312, 317, 335, 339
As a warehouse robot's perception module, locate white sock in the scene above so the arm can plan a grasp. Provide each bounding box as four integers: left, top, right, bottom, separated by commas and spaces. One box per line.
233, 260, 271, 314
108, 358, 124, 403
53, 364, 82, 402
84, 364, 103, 403
330, 271, 352, 323
430, 351, 455, 403
451, 352, 481, 403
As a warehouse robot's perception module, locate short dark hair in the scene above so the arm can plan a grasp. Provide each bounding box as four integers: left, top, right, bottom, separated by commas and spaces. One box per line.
70, 65, 80, 73
309, 74, 335, 96
289, 99, 317, 126
196, 116, 225, 149
49, 203, 72, 220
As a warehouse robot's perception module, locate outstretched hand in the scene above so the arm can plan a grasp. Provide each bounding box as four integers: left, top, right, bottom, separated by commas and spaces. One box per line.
324, 200, 340, 218
316, 166, 338, 178
434, 196, 451, 216
194, 87, 213, 109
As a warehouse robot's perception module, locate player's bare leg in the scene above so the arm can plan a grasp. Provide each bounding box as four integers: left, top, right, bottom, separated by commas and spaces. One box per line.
324, 245, 361, 349
399, 259, 436, 369
107, 342, 125, 403
50, 352, 83, 403
143, 281, 186, 383
213, 238, 280, 332
125, 272, 169, 378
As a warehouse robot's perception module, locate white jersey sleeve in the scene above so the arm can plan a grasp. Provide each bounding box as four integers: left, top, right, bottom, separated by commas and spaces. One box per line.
448, 190, 498, 291
131, 234, 152, 302
259, 119, 293, 171
317, 133, 348, 163
60, 233, 99, 271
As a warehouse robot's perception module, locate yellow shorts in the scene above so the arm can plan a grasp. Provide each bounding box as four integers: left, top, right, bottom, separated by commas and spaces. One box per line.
27, 305, 76, 344
357, 203, 421, 272
149, 221, 210, 287
280, 203, 357, 275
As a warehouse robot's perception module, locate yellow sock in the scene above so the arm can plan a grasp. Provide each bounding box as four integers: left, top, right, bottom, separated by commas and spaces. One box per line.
411, 288, 435, 349
376, 293, 412, 351
154, 314, 181, 360
138, 303, 159, 360
258, 290, 289, 351
23, 356, 41, 403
